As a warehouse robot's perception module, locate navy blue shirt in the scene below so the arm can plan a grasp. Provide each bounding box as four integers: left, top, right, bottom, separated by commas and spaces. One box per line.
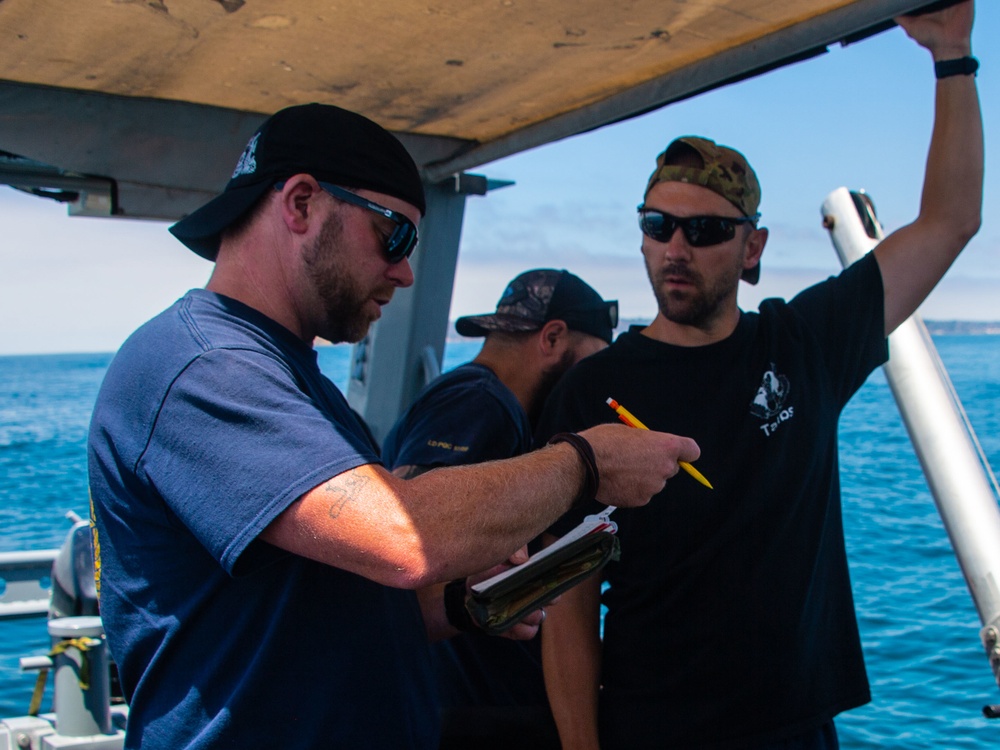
382, 363, 531, 469
88, 290, 436, 749
383, 364, 549, 709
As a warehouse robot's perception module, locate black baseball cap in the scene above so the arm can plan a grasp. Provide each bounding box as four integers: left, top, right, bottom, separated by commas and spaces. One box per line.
169, 103, 425, 261
455, 269, 618, 344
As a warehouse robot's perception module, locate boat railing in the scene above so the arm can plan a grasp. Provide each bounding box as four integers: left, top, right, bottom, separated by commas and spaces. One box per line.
0, 517, 126, 748
0, 548, 58, 620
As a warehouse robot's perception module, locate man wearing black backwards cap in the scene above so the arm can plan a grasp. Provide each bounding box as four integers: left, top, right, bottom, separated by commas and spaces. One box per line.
87, 103, 699, 750
382, 269, 616, 749
536, 4, 982, 750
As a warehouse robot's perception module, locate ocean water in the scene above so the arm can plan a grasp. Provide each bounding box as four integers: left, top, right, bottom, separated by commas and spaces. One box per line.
2, 338, 1000, 746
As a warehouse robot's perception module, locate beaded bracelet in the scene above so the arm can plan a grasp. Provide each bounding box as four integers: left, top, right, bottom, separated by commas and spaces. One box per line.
548, 432, 600, 508
444, 577, 479, 633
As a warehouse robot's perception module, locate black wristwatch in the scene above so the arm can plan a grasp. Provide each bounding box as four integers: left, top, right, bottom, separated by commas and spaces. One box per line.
934, 56, 979, 79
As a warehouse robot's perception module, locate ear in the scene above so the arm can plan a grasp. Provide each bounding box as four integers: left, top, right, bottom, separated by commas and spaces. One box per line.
276, 174, 324, 236
743, 226, 768, 273
538, 319, 570, 359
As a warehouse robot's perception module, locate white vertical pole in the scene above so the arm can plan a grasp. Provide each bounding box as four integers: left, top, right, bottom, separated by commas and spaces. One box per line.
822, 187, 1000, 691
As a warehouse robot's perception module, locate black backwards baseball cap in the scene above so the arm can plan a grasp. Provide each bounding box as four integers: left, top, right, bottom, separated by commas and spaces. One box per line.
455, 269, 618, 345
169, 103, 425, 261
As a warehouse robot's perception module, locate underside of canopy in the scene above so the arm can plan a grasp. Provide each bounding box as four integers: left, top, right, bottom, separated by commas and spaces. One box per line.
0, 0, 937, 220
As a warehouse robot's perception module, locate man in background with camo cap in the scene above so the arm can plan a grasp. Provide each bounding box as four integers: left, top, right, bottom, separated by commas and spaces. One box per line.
383, 268, 616, 749
535, 3, 982, 748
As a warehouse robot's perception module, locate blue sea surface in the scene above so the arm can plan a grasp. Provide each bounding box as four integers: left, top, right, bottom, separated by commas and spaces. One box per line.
2, 338, 1000, 746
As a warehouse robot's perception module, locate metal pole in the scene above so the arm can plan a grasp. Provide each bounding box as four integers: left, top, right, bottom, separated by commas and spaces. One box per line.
821, 187, 1000, 691
48, 616, 112, 737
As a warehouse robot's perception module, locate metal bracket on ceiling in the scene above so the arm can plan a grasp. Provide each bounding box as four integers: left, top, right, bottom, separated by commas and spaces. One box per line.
452, 172, 515, 197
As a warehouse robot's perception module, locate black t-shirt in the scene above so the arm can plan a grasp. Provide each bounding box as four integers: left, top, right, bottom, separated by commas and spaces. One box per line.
536, 254, 888, 749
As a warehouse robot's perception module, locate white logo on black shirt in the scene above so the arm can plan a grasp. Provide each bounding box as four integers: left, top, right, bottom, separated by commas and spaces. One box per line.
750, 363, 794, 436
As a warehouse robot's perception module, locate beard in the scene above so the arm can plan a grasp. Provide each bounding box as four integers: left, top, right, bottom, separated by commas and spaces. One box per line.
302, 213, 389, 344
538, 346, 577, 400
526, 346, 578, 424
644, 255, 744, 329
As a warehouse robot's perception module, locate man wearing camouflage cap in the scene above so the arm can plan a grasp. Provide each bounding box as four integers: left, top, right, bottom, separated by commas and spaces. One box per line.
536, 3, 982, 749
383, 269, 616, 749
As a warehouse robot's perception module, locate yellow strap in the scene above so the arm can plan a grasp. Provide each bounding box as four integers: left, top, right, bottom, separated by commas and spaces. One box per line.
28, 670, 48, 716
27, 637, 100, 715
49, 637, 97, 690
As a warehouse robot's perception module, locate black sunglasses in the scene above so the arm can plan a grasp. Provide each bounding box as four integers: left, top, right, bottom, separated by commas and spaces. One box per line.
637, 207, 759, 248
276, 180, 419, 263
603, 300, 620, 329
589, 299, 618, 328
562, 300, 619, 331
319, 182, 419, 263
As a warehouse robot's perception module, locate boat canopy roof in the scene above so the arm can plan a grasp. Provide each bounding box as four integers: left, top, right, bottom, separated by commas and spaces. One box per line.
0, 0, 937, 220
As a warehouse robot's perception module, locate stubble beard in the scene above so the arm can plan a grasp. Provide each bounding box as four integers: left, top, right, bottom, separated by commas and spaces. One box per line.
644, 256, 743, 329
538, 347, 577, 403
303, 213, 384, 344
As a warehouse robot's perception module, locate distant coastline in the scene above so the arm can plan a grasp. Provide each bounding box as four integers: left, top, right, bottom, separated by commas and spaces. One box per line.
314, 319, 1000, 347
439, 318, 1000, 342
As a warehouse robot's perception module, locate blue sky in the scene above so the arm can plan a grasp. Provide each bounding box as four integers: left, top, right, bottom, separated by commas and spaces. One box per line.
2, 4, 997, 355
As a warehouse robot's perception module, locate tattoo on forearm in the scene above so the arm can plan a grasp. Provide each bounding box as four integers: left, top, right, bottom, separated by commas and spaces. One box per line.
324, 474, 369, 519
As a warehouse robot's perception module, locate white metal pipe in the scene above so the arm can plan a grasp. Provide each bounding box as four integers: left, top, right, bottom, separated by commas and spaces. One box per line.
822, 186, 1000, 686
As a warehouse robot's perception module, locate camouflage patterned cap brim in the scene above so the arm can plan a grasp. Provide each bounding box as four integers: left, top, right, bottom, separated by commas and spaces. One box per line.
454, 268, 615, 341
454, 313, 544, 338
645, 136, 761, 219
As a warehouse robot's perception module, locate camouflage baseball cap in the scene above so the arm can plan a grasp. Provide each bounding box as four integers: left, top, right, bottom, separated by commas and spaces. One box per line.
455, 269, 618, 344
645, 136, 762, 284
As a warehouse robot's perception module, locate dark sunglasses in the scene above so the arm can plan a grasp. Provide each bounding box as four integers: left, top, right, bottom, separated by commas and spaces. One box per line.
637, 207, 759, 248
601, 300, 620, 329
319, 182, 419, 263
562, 300, 619, 333
276, 180, 419, 263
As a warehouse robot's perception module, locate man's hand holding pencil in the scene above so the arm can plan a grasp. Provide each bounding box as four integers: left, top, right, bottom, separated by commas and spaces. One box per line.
568, 422, 701, 508
608, 397, 713, 489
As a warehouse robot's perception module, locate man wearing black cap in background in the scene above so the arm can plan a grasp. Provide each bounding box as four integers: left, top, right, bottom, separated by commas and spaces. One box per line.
87, 103, 699, 750
536, 4, 982, 749
382, 268, 617, 749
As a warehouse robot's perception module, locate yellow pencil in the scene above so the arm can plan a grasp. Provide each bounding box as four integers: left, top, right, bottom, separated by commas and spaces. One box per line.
606, 397, 713, 490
